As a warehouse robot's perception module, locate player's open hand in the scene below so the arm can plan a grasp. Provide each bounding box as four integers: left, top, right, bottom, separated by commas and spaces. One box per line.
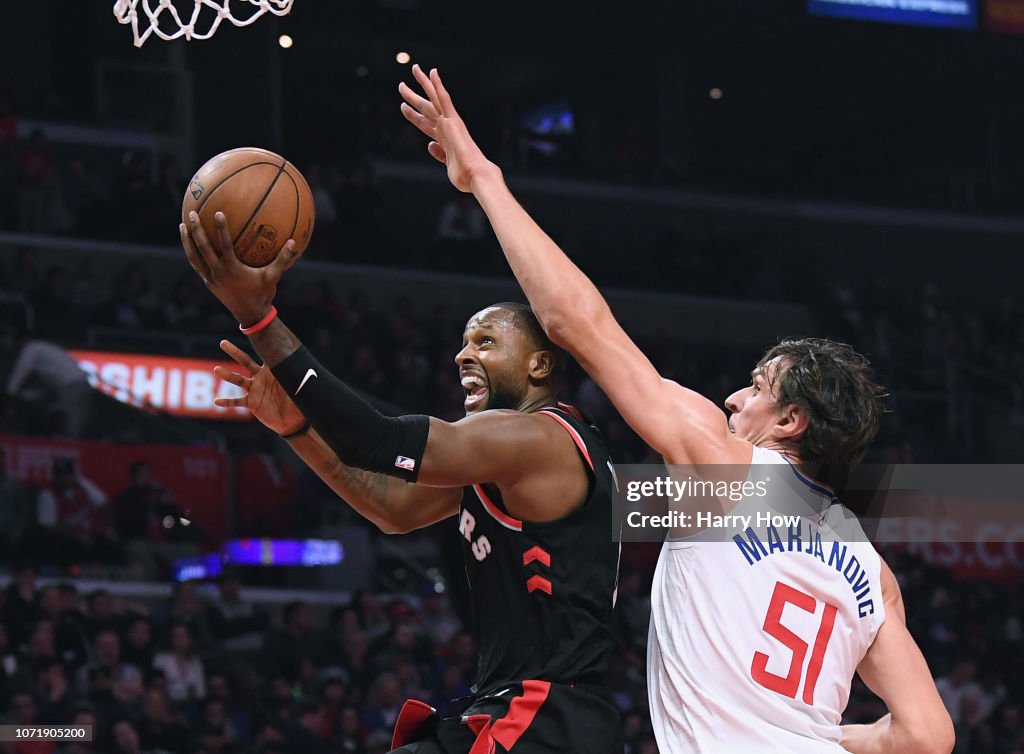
180, 210, 301, 326
213, 339, 307, 435
399, 65, 497, 192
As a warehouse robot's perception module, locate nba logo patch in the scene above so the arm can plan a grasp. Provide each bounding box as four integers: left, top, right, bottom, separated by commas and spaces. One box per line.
395, 456, 416, 471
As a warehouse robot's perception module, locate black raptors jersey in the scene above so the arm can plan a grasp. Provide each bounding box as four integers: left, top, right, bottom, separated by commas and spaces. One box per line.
457, 404, 620, 697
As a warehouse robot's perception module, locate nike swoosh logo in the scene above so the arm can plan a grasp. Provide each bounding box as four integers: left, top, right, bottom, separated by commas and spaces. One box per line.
295, 368, 317, 395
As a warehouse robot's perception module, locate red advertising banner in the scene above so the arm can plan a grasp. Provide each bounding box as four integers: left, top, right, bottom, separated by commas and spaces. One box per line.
873, 496, 1024, 582
983, 0, 1024, 32
1, 434, 230, 545
69, 350, 252, 422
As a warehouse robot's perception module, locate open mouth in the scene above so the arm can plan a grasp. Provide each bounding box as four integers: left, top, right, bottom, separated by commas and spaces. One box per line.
461, 374, 488, 409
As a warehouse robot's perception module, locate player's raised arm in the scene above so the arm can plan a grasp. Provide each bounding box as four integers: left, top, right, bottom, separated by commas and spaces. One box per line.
839, 560, 954, 754
400, 65, 743, 466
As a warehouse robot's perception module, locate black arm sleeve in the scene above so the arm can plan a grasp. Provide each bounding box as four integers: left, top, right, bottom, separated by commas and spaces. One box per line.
271, 346, 430, 482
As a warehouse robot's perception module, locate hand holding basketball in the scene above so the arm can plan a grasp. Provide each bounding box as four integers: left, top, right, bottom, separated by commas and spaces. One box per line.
399, 65, 498, 193
182, 147, 315, 268
180, 210, 301, 326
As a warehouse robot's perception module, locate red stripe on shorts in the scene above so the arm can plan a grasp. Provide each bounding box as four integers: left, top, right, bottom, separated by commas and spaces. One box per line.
489, 680, 552, 751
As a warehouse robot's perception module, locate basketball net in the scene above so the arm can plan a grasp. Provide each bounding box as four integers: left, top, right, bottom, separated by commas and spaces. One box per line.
113, 0, 294, 47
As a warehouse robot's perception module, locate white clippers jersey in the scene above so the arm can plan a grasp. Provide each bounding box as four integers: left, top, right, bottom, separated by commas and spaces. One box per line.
648, 446, 885, 753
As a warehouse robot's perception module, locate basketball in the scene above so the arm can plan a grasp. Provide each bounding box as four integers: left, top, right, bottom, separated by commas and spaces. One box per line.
182, 147, 315, 268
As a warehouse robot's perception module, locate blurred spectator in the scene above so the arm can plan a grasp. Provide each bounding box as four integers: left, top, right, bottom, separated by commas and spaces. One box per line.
307, 165, 338, 226
61, 159, 109, 239
112, 461, 178, 541
152, 623, 205, 703
418, 592, 461, 648
57, 706, 99, 754
354, 595, 389, 645
110, 718, 144, 754
262, 601, 313, 686
996, 704, 1024, 752
234, 450, 295, 539
83, 590, 122, 641
197, 695, 239, 753
136, 688, 190, 753
35, 659, 74, 724
434, 194, 487, 271
75, 629, 142, 702
94, 263, 159, 331
16, 128, 57, 233
5, 340, 93, 437
9, 689, 58, 754
3, 563, 41, 647
0, 624, 18, 709
36, 458, 118, 566
0, 447, 32, 561
335, 704, 365, 753
937, 659, 981, 726
314, 668, 350, 741
160, 273, 205, 332
436, 194, 486, 243
445, 630, 477, 682
206, 573, 269, 655
155, 582, 211, 649
37, 586, 88, 671
361, 672, 401, 736
25, 617, 58, 668
122, 616, 156, 671
339, 630, 373, 694
428, 664, 471, 718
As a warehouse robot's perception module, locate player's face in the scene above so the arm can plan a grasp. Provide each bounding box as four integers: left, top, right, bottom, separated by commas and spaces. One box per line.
724, 357, 787, 445
455, 308, 531, 415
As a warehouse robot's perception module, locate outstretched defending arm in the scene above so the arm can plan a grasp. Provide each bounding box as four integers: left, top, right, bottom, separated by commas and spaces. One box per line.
400, 66, 745, 467
839, 560, 954, 754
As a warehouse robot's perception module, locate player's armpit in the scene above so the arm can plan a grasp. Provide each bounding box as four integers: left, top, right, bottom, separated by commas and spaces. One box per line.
845, 587, 954, 754
288, 428, 461, 534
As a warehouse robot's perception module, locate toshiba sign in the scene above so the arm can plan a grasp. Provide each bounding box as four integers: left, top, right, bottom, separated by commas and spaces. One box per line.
70, 350, 252, 421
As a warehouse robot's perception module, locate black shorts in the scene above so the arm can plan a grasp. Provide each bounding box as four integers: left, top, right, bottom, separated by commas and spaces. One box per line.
389, 681, 624, 754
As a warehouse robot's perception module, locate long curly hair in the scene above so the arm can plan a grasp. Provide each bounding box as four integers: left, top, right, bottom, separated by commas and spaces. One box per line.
757, 338, 886, 467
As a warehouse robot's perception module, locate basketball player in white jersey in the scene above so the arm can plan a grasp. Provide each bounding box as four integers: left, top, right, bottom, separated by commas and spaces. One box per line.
401, 66, 955, 753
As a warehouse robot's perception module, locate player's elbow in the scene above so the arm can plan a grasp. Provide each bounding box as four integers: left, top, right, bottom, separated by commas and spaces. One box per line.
542, 300, 605, 348
374, 516, 411, 536
907, 714, 955, 754
930, 715, 956, 754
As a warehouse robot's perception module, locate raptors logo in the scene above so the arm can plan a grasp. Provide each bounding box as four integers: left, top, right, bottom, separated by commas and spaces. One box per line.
459, 509, 492, 562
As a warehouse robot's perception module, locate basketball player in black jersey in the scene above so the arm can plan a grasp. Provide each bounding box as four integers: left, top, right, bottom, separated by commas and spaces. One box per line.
180, 218, 624, 753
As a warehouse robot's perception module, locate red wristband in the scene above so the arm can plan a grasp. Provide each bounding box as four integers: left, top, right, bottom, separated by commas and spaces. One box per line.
239, 306, 278, 335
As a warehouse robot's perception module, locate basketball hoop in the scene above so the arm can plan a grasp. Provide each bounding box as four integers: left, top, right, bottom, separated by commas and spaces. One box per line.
113, 0, 295, 47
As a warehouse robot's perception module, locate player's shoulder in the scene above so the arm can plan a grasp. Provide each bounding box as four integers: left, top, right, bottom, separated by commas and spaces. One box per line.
452, 408, 573, 443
